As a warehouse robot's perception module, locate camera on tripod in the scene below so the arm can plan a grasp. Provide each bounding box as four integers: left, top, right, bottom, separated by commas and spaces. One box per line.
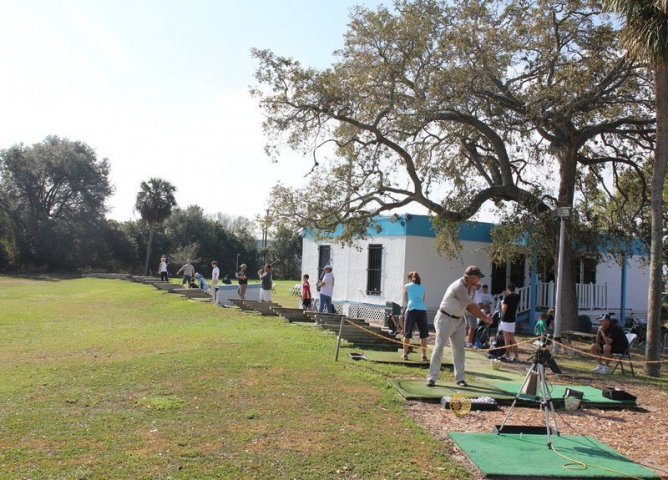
529, 342, 562, 374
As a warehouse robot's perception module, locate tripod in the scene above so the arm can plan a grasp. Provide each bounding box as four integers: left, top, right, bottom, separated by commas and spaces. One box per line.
496, 349, 560, 448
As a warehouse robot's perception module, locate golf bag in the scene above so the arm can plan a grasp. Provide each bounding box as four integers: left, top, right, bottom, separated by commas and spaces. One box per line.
474, 322, 491, 349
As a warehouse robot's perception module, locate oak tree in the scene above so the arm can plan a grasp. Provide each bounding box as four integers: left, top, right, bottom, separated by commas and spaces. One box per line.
252, 0, 654, 332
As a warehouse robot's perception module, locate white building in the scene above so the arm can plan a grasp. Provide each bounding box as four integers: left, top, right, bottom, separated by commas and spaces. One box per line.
301, 214, 650, 328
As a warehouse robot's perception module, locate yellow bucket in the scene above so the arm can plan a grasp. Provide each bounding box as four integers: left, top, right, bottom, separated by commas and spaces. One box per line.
564, 396, 581, 411
490, 359, 502, 370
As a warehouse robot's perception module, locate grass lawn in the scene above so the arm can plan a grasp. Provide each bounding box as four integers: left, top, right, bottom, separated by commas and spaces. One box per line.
0, 276, 470, 479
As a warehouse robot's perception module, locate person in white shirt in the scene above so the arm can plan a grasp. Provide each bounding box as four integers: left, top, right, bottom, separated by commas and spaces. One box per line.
258, 264, 273, 302
476, 284, 494, 314
158, 256, 168, 281
210, 260, 220, 302
317, 266, 335, 313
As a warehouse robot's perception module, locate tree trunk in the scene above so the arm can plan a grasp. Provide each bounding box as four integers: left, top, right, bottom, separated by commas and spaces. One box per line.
645, 63, 668, 377
554, 144, 580, 335
560, 244, 579, 332
143, 226, 154, 276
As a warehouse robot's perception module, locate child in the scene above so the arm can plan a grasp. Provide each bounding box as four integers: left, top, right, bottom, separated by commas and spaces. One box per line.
534, 312, 548, 342
301, 274, 313, 311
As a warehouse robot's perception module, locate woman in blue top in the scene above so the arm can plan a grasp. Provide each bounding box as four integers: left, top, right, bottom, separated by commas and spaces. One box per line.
402, 271, 429, 362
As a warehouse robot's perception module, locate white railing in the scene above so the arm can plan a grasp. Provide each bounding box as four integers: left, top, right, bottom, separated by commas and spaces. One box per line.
490, 285, 532, 315
536, 281, 607, 310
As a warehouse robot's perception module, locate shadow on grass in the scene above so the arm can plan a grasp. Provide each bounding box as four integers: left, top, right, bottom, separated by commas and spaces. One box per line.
0, 273, 83, 283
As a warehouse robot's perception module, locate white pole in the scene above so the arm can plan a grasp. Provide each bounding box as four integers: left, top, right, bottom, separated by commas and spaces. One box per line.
553, 216, 566, 353
236, 254, 240, 271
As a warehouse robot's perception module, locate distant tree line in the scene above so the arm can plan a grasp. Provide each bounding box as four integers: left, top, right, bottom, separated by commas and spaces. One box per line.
0, 136, 302, 279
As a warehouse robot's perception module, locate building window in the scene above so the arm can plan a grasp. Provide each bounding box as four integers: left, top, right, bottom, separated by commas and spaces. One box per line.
366, 244, 383, 295
577, 258, 597, 284
318, 245, 331, 281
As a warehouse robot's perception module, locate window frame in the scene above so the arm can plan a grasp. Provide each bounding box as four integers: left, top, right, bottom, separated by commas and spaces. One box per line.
366, 244, 383, 295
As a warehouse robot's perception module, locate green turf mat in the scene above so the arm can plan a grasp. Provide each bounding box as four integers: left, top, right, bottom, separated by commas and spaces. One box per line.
361, 350, 435, 366
491, 382, 637, 407
449, 433, 659, 478
390, 379, 516, 401
361, 349, 526, 382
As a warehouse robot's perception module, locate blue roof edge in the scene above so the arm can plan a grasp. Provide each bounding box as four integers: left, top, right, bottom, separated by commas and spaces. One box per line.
303, 214, 494, 243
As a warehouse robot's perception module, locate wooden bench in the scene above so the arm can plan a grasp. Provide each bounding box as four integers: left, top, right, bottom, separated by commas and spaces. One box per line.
236, 300, 280, 316
562, 330, 596, 344
271, 307, 312, 323
174, 288, 210, 299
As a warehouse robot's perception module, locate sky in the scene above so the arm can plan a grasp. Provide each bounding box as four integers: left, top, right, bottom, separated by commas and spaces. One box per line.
0, 0, 391, 223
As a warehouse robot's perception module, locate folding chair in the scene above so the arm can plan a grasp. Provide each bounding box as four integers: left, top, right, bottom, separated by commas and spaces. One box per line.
610, 333, 637, 376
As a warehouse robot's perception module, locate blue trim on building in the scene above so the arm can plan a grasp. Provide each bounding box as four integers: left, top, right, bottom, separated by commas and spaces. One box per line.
303, 214, 494, 243
302, 214, 648, 257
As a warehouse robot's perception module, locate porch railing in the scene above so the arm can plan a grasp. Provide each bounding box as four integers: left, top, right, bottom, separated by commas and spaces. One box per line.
536, 281, 607, 310
494, 281, 608, 315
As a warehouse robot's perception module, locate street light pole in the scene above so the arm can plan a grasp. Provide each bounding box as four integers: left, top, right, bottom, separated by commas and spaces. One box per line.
236, 254, 240, 272
553, 207, 571, 354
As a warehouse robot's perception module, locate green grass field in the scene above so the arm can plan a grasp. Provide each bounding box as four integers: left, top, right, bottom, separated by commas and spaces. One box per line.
0, 276, 470, 479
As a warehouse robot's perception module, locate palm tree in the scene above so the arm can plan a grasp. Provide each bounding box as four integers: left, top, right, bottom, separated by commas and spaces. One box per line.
603, 0, 668, 376
135, 178, 177, 276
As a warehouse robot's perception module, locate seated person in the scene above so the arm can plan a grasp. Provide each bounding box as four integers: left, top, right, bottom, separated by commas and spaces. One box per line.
590, 313, 629, 374
195, 272, 208, 292
387, 313, 404, 336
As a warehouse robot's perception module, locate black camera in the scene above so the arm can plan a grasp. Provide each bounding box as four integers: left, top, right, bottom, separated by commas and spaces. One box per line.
530, 343, 562, 374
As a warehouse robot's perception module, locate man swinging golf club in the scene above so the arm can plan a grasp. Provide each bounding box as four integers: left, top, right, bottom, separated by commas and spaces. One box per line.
426, 266, 493, 387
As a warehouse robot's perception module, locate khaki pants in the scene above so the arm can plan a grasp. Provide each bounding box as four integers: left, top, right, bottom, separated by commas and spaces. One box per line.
427, 311, 467, 383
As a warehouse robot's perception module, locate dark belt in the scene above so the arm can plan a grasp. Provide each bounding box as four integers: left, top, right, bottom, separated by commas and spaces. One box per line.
439, 309, 461, 320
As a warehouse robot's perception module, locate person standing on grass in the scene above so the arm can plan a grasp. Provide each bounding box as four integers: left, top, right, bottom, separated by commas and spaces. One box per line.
317, 265, 335, 313
236, 263, 249, 299
211, 260, 220, 302
401, 271, 429, 362
158, 256, 168, 281
176, 259, 195, 286
301, 274, 313, 312
546, 307, 555, 333
426, 266, 493, 388
590, 313, 629, 375
534, 312, 548, 339
258, 264, 273, 302
499, 284, 521, 362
